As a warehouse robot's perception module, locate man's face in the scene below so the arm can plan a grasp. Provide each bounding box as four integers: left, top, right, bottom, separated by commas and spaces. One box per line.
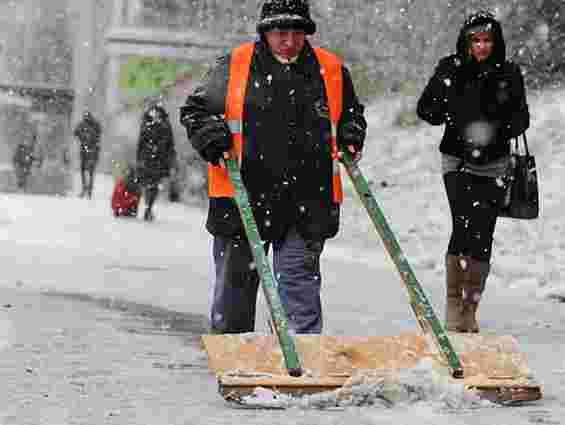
468, 31, 494, 63
264, 29, 306, 59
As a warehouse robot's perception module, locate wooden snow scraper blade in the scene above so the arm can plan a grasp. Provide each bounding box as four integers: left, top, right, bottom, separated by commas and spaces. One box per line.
203, 332, 541, 404
201, 153, 542, 405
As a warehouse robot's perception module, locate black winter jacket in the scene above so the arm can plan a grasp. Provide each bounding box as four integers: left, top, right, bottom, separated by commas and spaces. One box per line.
417, 14, 529, 163
73, 115, 101, 158
12, 143, 35, 169
180, 40, 366, 241
137, 106, 176, 180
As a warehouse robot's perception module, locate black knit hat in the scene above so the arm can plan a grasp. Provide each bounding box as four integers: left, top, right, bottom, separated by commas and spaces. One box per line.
257, 0, 316, 35
463, 10, 497, 37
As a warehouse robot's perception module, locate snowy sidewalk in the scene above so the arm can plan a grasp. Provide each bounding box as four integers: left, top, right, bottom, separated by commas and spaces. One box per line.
1, 175, 565, 424
0, 287, 218, 425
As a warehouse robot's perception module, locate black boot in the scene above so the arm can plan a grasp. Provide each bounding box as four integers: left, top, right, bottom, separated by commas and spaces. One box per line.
87, 170, 95, 199
144, 185, 158, 221
143, 185, 159, 221
143, 208, 154, 221
79, 168, 87, 197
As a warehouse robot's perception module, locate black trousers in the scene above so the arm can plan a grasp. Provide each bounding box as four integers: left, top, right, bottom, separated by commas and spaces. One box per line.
79, 152, 99, 198
443, 171, 506, 262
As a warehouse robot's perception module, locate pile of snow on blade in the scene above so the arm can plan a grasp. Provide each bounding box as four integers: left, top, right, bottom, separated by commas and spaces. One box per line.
237, 359, 492, 410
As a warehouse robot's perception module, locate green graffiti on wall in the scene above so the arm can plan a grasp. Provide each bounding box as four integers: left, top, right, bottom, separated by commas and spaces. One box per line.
119, 56, 204, 98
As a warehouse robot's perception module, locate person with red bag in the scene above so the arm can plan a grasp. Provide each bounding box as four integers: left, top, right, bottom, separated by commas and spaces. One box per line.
111, 164, 141, 218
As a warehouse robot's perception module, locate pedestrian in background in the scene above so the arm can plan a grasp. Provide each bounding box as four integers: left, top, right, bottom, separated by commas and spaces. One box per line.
12, 128, 39, 192
73, 111, 102, 199
111, 163, 142, 218
136, 104, 177, 221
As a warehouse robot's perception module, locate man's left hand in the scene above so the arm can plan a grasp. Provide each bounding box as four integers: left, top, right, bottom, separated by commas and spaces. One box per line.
338, 120, 366, 162
337, 145, 362, 163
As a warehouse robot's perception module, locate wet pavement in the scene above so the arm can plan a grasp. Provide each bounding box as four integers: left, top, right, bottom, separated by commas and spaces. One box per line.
0, 284, 564, 425
0, 287, 219, 425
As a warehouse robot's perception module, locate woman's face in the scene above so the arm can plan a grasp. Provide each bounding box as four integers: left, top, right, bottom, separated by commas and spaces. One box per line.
147, 108, 163, 124
468, 31, 494, 62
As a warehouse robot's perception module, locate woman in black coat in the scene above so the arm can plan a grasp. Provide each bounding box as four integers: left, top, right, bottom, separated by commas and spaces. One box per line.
417, 11, 530, 333
136, 105, 176, 221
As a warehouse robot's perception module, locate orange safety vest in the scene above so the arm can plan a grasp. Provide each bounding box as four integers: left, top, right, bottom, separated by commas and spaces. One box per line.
208, 42, 344, 203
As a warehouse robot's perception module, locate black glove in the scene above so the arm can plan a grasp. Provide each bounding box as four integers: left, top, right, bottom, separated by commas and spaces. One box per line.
338, 120, 367, 153
193, 119, 232, 166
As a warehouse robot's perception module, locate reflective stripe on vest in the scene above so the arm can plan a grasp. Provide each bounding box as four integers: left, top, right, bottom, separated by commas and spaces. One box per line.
208, 43, 344, 203
207, 42, 254, 198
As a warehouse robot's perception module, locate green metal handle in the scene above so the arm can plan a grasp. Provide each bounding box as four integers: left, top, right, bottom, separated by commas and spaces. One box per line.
340, 151, 464, 379
224, 158, 302, 377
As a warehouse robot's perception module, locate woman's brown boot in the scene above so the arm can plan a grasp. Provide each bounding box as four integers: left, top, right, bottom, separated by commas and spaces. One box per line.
445, 254, 464, 332
459, 256, 490, 333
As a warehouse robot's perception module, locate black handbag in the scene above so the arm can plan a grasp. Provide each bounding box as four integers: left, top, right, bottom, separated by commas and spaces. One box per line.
499, 133, 539, 219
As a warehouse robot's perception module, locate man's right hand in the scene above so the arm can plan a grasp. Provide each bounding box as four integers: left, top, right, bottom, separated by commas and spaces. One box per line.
193, 118, 233, 166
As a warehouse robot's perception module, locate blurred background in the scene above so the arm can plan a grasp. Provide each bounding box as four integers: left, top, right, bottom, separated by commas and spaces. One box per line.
0, 0, 562, 200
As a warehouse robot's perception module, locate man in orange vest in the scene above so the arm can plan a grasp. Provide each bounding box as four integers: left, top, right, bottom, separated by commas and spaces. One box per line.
180, 0, 367, 334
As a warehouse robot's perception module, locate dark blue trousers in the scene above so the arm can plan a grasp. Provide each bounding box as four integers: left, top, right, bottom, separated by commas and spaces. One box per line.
210, 227, 324, 334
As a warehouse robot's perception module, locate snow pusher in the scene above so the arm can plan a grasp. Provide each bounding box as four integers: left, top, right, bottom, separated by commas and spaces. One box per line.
202, 153, 542, 405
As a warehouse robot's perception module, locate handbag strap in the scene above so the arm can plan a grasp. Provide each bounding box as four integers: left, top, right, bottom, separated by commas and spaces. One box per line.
512, 132, 530, 156
522, 132, 530, 156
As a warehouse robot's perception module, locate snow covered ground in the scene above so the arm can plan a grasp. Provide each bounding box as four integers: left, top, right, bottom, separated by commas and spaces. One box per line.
0, 88, 564, 423
345, 88, 565, 301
